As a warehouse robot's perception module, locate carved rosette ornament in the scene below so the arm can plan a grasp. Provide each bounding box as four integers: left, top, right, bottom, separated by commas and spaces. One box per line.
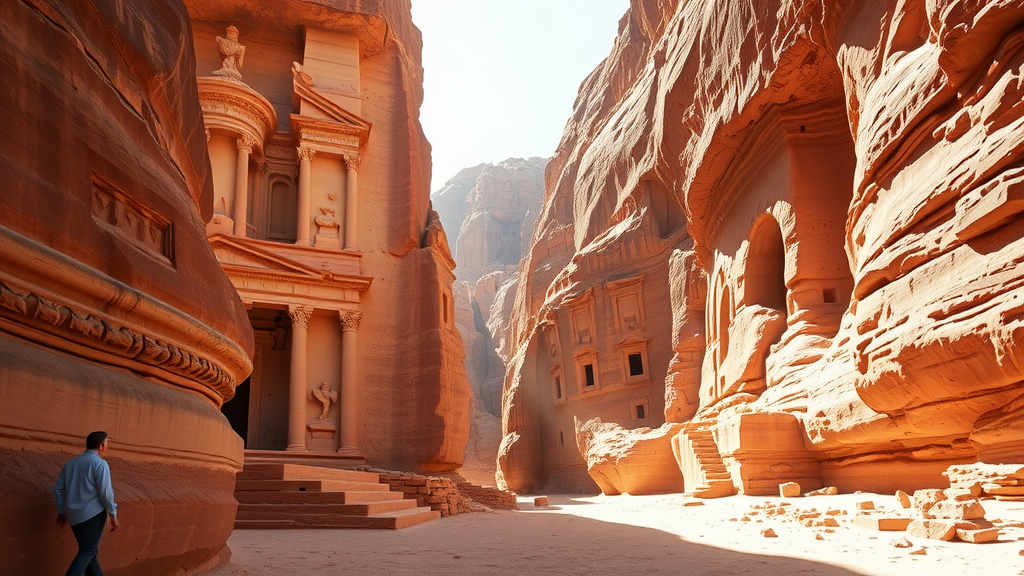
287, 304, 314, 328
343, 154, 361, 172
297, 147, 316, 164
338, 310, 362, 332
236, 134, 256, 154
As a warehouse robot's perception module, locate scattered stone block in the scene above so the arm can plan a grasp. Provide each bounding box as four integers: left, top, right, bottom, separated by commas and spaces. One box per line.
805, 486, 838, 496
955, 518, 994, 530
907, 519, 958, 541
854, 516, 913, 531
912, 489, 947, 517
956, 528, 999, 543
681, 498, 704, 507
928, 499, 985, 520
909, 547, 928, 556
779, 482, 801, 498
533, 496, 548, 507
890, 537, 912, 548
761, 528, 777, 538
943, 487, 976, 501
895, 490, 911, 508
815, 533, 825, 540
983, 483, 1024, 496
856, 500, 875, 511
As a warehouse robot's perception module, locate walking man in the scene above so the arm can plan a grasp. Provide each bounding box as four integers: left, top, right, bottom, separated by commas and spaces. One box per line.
55, 431, 119, 576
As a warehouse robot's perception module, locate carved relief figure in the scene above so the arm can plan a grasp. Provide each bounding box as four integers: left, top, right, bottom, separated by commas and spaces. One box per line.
310, 382, 337, 422
212, 26, 245, 82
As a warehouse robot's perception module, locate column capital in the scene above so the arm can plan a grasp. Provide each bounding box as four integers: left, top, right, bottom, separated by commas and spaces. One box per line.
288, 304, 314, 328
343, 154, 361, 172
237, 134, 256, 154
297, 147, 316, 163
338, 310, 362, 332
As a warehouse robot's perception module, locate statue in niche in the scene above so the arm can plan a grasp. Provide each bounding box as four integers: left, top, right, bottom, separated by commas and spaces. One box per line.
212, 25, 245, 82
314, 192, 342, 248
310, 382, 337, 422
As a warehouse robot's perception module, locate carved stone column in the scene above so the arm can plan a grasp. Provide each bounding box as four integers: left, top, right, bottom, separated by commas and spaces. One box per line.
338, 310, 362, 455
233, 135, 255, 237
286, 304, 314, 451
343, 154, 360, 250
296, 147, 316, 246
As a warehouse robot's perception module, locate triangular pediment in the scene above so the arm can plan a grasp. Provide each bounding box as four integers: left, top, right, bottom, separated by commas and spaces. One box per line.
291, 62, 371, 136
209, 235, 323, 280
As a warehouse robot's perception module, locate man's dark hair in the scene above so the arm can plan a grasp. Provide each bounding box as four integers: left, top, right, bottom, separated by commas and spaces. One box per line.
86, 431, 108, 450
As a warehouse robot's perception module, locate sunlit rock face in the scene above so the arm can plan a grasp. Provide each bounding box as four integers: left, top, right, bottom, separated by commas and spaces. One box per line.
434, 159, 546, 485
498, 0, 1024, 495
184, 0, 470, 473
0, 1, 253, 573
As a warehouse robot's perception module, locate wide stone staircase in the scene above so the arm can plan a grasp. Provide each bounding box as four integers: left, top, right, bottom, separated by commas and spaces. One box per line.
676, 423, 736, 498
234, 463, 440, 529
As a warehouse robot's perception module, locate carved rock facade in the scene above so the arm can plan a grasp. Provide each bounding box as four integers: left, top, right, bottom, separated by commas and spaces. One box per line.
0, 1, 253, 573
187, 0, 470, 472
498, 0, 1024, 495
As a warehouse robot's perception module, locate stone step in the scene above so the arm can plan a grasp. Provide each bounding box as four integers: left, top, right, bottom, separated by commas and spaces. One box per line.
234, 507, 440, 530
235, 479, 390, 493
235, 490, 405, 505
237, 498, 417, 519
238, 463, 378, 483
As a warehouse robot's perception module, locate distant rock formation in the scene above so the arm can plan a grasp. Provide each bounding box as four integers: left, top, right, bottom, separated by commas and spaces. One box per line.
433, 158, 546, 485
498, 0, 1024, 495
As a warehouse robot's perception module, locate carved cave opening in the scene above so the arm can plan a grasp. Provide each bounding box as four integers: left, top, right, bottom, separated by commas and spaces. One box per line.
745, 215, 787, 312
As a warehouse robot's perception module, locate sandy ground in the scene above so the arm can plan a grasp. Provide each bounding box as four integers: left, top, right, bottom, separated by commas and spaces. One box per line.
204, 492, 1024, 576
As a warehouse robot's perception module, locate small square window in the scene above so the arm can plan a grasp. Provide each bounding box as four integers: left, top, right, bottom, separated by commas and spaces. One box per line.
635, 403, 646, 419
583, 364, 595, 387
823, 288, 837, 304
628, 353, 644, 376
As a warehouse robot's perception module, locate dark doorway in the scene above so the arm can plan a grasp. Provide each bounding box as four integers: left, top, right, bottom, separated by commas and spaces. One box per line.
222, 377, 251, 446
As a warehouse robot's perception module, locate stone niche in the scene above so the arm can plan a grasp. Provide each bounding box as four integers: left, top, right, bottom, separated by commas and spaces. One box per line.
0, 1, 253, 574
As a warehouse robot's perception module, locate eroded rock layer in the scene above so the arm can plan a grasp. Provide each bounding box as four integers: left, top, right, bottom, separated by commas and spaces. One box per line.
0, 1, 252, 573
498, 0, 1024, 495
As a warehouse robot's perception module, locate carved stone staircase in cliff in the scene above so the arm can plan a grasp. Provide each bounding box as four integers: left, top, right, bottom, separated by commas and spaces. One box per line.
234, 463, 440, 529
678, 424, 736, 498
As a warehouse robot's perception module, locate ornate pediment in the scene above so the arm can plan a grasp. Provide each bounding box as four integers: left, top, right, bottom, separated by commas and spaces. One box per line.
291, 62, 371, 150
209, 235, 323, 279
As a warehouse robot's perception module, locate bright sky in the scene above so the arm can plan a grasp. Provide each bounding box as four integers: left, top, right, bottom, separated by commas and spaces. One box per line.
411, 0, 630, 193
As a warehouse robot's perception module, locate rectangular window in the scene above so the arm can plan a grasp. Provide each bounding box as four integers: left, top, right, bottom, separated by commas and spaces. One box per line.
823, 288, 837, 304
584, 364, 595, 387
555, 376, 563, 399
635, 404, 646, 419
628, 353, 644, 376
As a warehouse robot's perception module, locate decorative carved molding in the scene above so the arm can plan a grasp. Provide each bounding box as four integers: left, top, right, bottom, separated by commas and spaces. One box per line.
196, 77, 277, 154
288, 304, 314, 328
0, 278, 236, 399
91, 174, 174, 266
296, 147, 316, 163
237, 134, 256, 154
338, 310, 362, 332
343, 154, 361, 172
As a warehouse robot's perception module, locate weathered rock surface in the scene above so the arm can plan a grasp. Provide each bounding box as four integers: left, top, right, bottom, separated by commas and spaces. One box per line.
497, 0, 1024, 494
0, 1, 252, 573
575, 417, 684, 495
434, 159, 546, 485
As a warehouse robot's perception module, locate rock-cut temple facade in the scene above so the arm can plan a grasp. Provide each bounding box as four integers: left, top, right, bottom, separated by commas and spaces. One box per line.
0, 1, 469, 574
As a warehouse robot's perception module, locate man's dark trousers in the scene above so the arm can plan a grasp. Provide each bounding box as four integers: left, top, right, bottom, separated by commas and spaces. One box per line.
67, 510, 106, 576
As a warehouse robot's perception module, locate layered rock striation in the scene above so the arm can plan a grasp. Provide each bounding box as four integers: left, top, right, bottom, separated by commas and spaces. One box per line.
498, 0, 1024, 495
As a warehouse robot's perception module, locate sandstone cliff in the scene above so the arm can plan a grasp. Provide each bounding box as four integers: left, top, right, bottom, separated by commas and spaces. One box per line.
498, 0, 1024, 495
433, 158, 546, 485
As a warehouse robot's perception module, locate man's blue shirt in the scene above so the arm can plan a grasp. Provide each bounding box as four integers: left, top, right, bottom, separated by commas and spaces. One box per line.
54, 450, 117, 526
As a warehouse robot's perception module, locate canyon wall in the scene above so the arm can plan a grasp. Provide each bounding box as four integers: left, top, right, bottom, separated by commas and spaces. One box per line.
433, 158, 546, 485
498, 0, 1024, 495
0, 1, 253, 573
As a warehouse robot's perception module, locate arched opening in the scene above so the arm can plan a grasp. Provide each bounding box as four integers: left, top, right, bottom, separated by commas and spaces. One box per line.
745, 216, 787, 312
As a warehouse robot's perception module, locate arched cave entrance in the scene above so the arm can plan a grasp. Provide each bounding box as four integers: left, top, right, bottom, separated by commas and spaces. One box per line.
745, 215, 787, 313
